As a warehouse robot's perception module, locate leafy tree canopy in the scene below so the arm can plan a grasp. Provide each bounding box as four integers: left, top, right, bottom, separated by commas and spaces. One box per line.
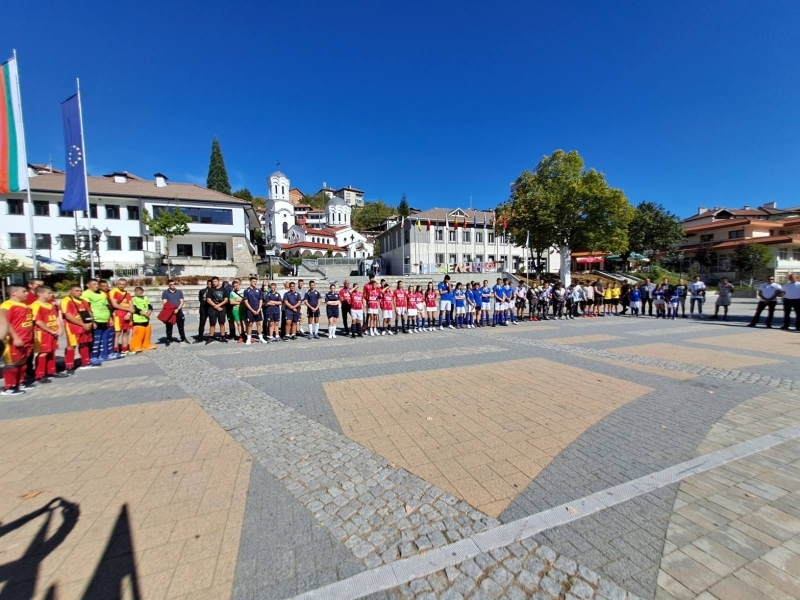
206, 137, 231, 195
142, 206, 192, 276
301, 191, 330, 210
626, 201, 685, 262
499, 150, 634, 284
732, 243, 773, 284
352, 200, 396, 231
232, 188, 253, 202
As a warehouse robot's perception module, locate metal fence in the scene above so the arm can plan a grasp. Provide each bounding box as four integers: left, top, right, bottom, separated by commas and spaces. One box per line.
402, 261, 506, 275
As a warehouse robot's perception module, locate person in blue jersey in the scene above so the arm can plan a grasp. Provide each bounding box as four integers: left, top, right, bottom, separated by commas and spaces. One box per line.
452, 282, 467, 328
479, 280, 491, 326
465, 283, 476, 328
304, 280, 322, 339
324, 284, 340, 338
502, 279, 515, 324
492, 278, 505, 326
242, 277, 266, 345
473, 282, 482, 327
264, 282, 283, 341
629, 285, 642, 317
437, 275, 454, 330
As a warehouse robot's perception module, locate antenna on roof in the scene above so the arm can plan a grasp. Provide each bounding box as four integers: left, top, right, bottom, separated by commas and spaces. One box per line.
469, 193, 472, 209
276, 160, 280, 169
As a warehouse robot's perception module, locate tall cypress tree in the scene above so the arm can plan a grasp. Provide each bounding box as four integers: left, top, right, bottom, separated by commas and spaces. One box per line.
206, 137, 232, 195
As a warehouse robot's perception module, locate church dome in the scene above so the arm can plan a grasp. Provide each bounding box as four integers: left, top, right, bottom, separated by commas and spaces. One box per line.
270, 170, 286, 180
326, 196, 347, 207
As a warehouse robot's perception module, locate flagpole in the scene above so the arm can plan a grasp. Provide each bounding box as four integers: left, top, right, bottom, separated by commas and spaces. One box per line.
76, 78, 96, 279
12, 50, 37, 278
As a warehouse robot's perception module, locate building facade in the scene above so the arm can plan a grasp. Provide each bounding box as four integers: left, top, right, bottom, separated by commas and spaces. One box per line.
679, 203, 800, 281
377, 208, 561, 276
1, 166, 259, 277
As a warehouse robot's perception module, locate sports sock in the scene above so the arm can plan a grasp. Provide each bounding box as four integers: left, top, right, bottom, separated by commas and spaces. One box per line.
65, 347, 75, 370
47, 354, 56, 376
3, 368, 16, 390
438, 313, 443, 327
15, 365, 25, 386
35, 355, 47, 380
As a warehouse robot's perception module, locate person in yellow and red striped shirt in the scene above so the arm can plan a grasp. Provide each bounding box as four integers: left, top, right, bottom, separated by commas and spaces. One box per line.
1, 286, 34, 396
31, 286, 68, 383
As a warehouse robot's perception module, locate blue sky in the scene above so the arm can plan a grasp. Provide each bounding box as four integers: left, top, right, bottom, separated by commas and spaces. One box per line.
4, 1, 799, 219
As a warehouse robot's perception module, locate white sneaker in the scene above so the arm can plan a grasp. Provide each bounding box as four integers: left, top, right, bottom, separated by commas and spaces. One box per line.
259, 336, 267, 343
245, 337, 251, 345
439, 326, 444, 331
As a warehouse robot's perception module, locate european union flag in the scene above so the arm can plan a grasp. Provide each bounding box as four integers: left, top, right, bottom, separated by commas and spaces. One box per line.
60, 93, 87, 212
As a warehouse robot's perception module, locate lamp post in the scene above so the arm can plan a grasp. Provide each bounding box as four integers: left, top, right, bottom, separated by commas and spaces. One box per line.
678, 252, 685, 280
79, 226, 112, 278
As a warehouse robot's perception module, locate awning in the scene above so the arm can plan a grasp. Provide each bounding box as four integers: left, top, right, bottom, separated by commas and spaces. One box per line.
0, 250, 61, 273
576, 257, 604, 264
606, 253, 648, 261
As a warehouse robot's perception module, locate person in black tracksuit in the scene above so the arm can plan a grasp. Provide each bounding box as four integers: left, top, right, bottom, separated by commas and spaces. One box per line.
197, 280, 212, 341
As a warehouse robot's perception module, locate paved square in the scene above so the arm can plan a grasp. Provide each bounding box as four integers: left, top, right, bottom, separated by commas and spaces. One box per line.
324, 358, 651, 516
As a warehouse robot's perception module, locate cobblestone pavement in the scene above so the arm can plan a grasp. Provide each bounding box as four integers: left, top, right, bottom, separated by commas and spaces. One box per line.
2, 304, 800, 599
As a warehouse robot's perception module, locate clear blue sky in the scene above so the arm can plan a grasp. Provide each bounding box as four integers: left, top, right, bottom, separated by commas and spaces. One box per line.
4, 1, 799, 219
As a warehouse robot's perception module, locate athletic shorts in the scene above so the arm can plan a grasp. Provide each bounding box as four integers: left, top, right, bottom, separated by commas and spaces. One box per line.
266, 312, 280, 323
307, 308, 320, 318
208, 308, 226, 326
286, 309, 300, 322
416, 302, 425, 312
495, 302, 504, 310
481, 302, 490, 311
231, 308, 242, 323
426, 306, 437, 313
246, 310, 263, 323
715, 297, 731, 307
585, 298, 594, 306
114, 315, 132, 332
456, 306, 466, 315
407, 308, 418, 317
3, 342, 33, 365
35, 333, 58, 354
66, 326, 92, 347
630, 301, 641, 309
595, 298, 604, 306
367, 308, 380, 315
439, 300, 451, 311
395, 306, 407, 315
380, 310, 392, 319
516, 299, 526, 308
327, 307, 340, 319
351, 309, 364, 321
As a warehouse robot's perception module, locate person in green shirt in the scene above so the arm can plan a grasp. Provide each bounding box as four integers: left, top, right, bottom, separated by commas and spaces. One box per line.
81, 279, 118, 361
130, 287, 157, 352
228, 279, 245, 342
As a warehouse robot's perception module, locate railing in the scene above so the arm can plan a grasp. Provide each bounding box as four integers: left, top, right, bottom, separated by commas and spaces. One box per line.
301, 259, 327, 277
402, 261, 505, 275
307, 257, 361, 266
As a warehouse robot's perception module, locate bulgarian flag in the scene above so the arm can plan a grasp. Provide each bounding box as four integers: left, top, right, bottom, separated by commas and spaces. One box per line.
0, 56, 29, 194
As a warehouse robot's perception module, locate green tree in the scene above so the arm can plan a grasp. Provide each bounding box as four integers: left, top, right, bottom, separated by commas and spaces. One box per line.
206, 137, 231, 195
352, 200, 396, 231
501, 150, 634, 285
625, 201, 685, 266
63, 220, 92, 284
0, 255, 20, 299
251, 196, 267, 210
732, 243, 773, 286
232, 188, 253, 202
301, 191, 330, 210
142, 206, 192, 277
397, 194, 410, 218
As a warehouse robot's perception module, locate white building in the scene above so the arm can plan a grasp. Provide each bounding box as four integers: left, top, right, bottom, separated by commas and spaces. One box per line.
264, 170, 295, 245
1, 166, 259, 277
377, 207, 561, 276
316, 183, 365, 207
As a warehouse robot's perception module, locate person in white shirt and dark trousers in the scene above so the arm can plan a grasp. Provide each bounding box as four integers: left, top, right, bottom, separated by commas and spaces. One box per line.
748, 277, 782, 328
781, 274, 800, 331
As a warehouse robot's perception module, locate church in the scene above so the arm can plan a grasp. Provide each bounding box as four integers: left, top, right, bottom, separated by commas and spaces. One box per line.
263, 169, 373, 259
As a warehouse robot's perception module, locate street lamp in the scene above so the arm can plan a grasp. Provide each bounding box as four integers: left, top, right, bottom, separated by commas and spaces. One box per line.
678, 252, 685, 279
78, 226, 112, 277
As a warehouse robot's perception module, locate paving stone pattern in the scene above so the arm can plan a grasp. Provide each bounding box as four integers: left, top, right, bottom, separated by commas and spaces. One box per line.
389, 536, 643, 600
151, 347, 501, 574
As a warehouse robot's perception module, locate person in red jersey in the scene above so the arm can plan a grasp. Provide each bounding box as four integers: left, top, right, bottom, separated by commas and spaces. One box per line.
61, 284, 95, 373
367, 282, 382, 336
32, 286, 67, 383
24, 279, 42, 306
110, 278, 135, 354
338, 280, 353, 336
393, 280, 409, 334
380, 284, 395, 336
1, 286, 35, 395
407, 285, 420, 333
424, 282, 438, 331
349, 283, 364, 338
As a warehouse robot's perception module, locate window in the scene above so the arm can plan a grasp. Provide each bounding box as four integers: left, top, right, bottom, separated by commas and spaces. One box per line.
779, 248, 788, 260
129, 236, 143, 251
60, 234, 76, 250
464, 254, 472, 263
700, 234, 714, 243
88, 204, 98, 219
282, 221, 288, 235
475, 232, 483, 244
7, 199, 23, 215
154, 206, 233, 225
33, 201, 50, 216
476, 254, 484, 263
435, 228, 443, 242
488, 254, 496, 263
35, 234, 51, 249
448, 230, 456, 242
728, 230, 744, 240
127, 205, 140, 220
177, 244, 193, 256
500, 235, 508, 245
488, 233, 495, 244
793, 249, 800, 261
105, 204, 120, 219
449, 254, 457, 265
404, 228, 410, 243
462, 230, 471, 243
435, 253, 444, 264
281, 185, 285, 195
155, 241, 162, 254
9, 233, 26, 249
58, 202, 74, 217
106, 236, 122, 251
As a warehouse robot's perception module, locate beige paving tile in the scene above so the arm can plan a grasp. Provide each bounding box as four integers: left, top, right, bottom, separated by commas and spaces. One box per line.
580, 354, 699, 380
692, 331, 800, 359
0, 399, 251, 600
610, 342, 782, 370
324, 357, 652, 517
539, 333, 621, 345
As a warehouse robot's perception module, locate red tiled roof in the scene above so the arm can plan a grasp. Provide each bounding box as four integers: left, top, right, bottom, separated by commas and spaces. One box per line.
281, 242, 346, 251
683, 218, 752, 233
682, 235, 800, 252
